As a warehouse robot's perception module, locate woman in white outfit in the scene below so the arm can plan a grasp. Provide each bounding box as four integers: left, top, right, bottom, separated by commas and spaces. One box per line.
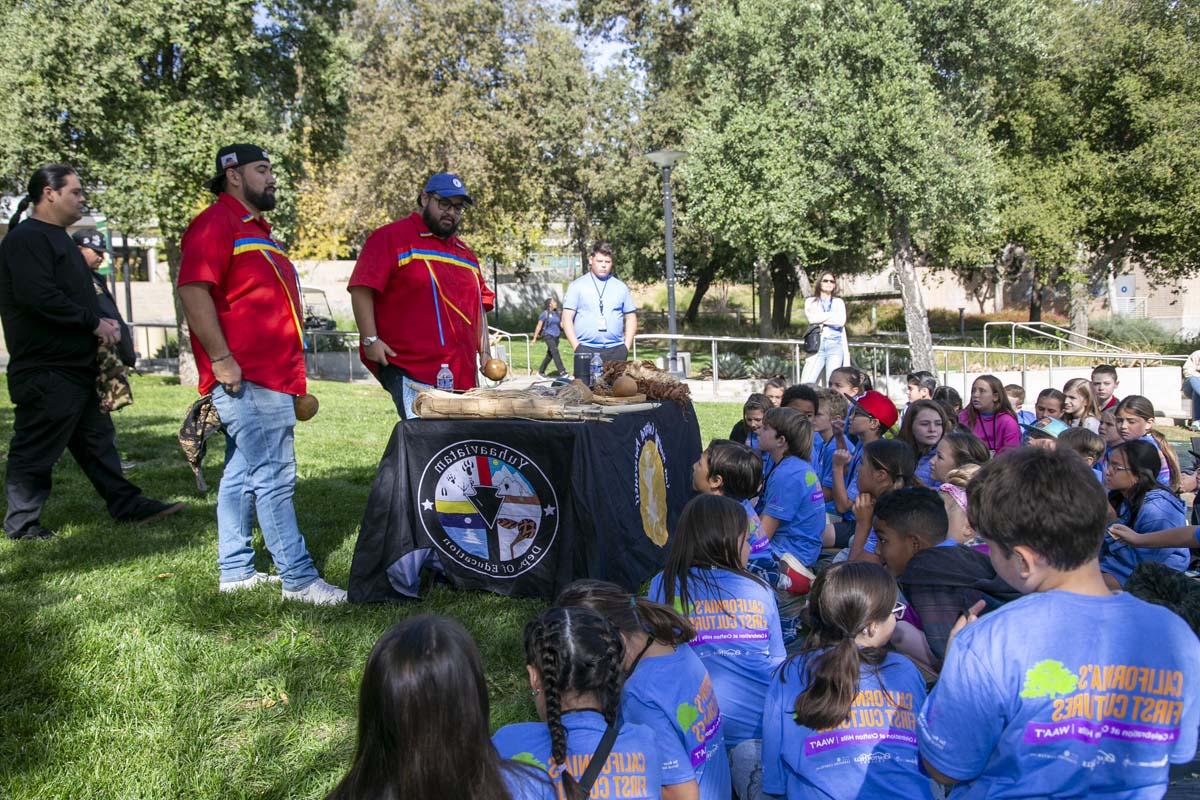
800, 272, 851, 385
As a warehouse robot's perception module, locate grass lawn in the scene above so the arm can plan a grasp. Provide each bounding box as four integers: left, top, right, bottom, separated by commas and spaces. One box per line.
0, 375, 741, 800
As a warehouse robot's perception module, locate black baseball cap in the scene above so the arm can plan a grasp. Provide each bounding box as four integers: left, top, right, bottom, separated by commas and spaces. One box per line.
207, 144, 270, 194
71, 228, 106, 253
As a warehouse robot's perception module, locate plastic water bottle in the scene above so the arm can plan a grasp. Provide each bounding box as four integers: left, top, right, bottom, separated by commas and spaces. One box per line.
436, 363, 454, 391
589, 353, 603, 387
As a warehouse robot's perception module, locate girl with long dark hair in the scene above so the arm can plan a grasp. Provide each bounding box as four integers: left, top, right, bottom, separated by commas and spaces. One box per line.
327, 614, 554, 800
762, 562, 931, 800
1101, 440, 1189, 586
493, 606, 664, 800
898, 399, 951, 489
649, 494, 785, 800
557, 579, 728, 800
847, 438, 921, 563
758, 407, 828, 572
1114, 395, 1181, 492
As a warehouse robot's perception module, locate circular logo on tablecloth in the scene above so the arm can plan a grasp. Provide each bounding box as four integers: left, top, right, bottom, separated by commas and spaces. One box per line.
418, 440, 558, 578
634, 422, 670, 547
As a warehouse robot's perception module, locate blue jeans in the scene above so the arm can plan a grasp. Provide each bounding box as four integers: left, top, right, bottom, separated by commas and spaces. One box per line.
1187, 377, 1200, 420
729, 739, 765, 800
800, 333, 845, 385
212, 381, 319, 591
378, 365, 432, 419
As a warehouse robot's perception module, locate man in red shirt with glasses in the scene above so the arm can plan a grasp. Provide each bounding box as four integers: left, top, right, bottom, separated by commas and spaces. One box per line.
349, 173, 495, 418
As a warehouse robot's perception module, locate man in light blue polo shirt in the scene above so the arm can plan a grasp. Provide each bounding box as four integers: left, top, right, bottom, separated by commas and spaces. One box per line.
562, 241, 638, 380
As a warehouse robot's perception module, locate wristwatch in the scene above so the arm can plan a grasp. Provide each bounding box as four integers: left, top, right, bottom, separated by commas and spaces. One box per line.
362, 335, 379, 347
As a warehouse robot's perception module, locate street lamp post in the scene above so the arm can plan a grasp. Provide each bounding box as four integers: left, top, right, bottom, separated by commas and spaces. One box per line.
645, 148, 687, 378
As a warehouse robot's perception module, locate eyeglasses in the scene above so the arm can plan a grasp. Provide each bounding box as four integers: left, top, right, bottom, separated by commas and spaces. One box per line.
892, 601, 907, 619
1105, 463, 1130, 474
430, 194, 468, 214
821, 278, 836, 284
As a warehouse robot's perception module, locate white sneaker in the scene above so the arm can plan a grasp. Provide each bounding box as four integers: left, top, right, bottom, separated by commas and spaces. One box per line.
282, 578, 347, 606
219, 572, 282, 593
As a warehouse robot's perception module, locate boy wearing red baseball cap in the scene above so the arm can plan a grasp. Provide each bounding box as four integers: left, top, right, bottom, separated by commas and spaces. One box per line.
830, 390, 899, 540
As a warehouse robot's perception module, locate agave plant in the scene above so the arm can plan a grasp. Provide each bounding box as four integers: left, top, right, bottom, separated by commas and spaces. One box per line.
715, 352, 749, 379
749, 354, 789, 379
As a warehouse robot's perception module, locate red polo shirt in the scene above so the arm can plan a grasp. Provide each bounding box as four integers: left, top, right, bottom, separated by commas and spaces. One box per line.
177, 193, 306, 396
348, 212, 494, 388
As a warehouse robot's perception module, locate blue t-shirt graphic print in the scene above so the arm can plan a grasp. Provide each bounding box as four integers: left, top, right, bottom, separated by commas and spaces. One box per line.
918, 590, 1200, 799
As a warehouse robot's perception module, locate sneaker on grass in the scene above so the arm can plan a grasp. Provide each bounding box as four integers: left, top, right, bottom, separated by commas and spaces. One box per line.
777, 553, 816, 595
219, 572, 282, 593
282, 578, 347, 606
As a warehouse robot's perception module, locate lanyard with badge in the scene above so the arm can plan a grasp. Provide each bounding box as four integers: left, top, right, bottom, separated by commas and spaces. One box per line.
591, 274, 610, 331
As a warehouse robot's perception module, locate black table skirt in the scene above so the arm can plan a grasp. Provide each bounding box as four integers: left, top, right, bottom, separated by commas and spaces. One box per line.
348, 401, 702, 602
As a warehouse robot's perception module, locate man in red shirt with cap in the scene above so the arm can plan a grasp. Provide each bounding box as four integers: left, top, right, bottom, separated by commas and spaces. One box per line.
177, 144, 346, 605
349, 173, 495, 418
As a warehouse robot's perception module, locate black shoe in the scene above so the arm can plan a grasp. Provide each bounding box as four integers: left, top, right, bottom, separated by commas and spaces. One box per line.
124, 500, 186, 525
8, 525, 55, 541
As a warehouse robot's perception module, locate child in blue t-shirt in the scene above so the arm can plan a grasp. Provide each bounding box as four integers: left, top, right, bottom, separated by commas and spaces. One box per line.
1100, 440, 1190, 586
831, 391, 894, 543
694, 438, 810, 644
810, 387, 850, 512
648, 494, 786, 800
493, 606, 664, 800
757, 407, 829, 568
763, 561, 933, 800
844, 439, 921, 563
918, 448, 1200, 799
556, 580, 730, 800
326, 614, 556, 800
694, 439, 772, 565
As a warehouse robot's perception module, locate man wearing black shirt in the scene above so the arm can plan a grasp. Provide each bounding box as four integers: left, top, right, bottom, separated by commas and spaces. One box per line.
0, 164, 182, 539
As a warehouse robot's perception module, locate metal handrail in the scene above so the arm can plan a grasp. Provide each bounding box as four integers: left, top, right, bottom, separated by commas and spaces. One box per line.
489, 326, 532, 375
982, 321, 1130, 372
631, 332, 1185, 401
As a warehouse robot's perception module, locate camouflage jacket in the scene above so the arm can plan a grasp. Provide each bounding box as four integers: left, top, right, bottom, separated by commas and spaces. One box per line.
92, 274, 134, 412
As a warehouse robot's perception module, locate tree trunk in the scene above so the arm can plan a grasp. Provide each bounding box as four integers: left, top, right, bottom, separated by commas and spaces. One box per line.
891, 218, 936, 373
1029, 261, 1043, 323
1068, 243, 1090, 345
757, 256, 771, 354
685, 261, 716, 325
165, 238, 198, 387
795, 262, 813, 302
770, 252, 791, 333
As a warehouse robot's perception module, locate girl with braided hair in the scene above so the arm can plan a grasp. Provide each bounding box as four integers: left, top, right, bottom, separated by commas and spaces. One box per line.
649, 494, 785, 800
557, 579, 728, 800
326, 614, 553, 800
493, 606, 664, 800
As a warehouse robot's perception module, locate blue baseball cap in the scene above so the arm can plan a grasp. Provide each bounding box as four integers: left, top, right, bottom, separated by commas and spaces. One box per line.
423, 173, 473, 204
1023, 417, 1070, 440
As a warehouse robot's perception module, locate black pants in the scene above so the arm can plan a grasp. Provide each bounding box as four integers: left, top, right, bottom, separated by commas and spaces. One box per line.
572, 344, 629, 382
538, 335, 566, 375
4, 368, 144, 536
